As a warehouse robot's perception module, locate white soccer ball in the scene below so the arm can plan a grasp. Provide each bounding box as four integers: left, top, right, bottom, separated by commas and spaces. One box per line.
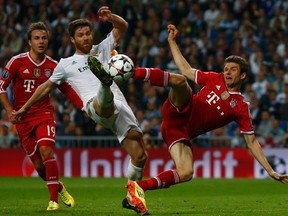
108, 54, 134, 84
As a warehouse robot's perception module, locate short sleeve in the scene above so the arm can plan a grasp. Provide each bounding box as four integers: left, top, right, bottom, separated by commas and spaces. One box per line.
49, 60, 65, 85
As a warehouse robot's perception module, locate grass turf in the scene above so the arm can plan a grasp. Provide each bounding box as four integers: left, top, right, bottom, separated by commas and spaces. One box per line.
0, 177, 287, 216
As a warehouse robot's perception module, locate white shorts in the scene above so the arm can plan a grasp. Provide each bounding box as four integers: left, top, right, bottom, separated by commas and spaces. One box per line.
85, 97, 142, 143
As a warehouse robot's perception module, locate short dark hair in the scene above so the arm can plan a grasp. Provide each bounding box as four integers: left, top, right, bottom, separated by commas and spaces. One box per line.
224, 55, 249, 74
68, 18, 93, 37
27, 22, 49, 40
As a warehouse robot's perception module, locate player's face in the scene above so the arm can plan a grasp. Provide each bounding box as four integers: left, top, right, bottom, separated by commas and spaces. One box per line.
29, 30, 49, 55
71, 26, 93, 54
223, 62, 246, 90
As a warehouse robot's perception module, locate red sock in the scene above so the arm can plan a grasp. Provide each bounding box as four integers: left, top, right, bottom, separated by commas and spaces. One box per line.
43, 157, 59, 202
137, 169, 180, 191
133, 67, 170, 86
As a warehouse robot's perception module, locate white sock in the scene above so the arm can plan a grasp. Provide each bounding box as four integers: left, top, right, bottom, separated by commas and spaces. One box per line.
97, 85, 114, 108
126, 159, 143, 181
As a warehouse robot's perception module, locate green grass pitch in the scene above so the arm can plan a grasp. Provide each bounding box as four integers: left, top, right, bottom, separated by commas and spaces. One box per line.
0, 177, 287, 216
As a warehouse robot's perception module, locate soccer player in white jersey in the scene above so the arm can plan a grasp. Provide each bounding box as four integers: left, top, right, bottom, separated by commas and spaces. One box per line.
13, 6, 148, 213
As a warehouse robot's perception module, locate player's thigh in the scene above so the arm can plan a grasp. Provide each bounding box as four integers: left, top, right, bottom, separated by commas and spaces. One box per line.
16, 123, 39, 159
169, 74, 192, 107
35, 119, 56, 159
35, 119, 56, 143
114, 100, 142, 143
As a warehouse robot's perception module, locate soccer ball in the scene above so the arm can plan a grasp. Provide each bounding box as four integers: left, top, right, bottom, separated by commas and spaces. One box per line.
108, 54, 134, 84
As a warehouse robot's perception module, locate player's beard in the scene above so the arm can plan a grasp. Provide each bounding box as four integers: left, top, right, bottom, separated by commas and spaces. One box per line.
76, 41, 93, 54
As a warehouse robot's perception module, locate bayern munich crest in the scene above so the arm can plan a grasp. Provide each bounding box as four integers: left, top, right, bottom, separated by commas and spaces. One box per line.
230, 99, 237, 108
45, 69, 52, 77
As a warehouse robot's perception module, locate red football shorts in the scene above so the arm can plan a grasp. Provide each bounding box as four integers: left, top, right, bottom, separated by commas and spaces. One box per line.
161, 97, 193, 149
16, 118, 56, 160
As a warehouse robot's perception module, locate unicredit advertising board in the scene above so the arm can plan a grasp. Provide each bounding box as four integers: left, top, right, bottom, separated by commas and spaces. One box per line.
0, 148, 287, 178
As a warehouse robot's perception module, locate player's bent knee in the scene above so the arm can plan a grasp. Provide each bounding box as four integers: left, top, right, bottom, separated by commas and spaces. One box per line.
172, 74, 187, 87
178, 169, 194, 182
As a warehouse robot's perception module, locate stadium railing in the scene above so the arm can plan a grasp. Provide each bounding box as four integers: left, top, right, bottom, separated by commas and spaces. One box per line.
1, 135, 240, 148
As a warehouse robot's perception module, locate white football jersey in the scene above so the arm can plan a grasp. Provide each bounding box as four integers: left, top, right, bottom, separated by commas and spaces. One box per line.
50, 32, 124, 106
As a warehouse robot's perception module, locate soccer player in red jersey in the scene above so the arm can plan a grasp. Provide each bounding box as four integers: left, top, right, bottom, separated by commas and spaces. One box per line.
124, 24, 288, 215
0, 22, 81, 210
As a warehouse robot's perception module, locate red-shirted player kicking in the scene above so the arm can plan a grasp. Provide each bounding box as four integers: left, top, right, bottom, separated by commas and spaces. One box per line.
123, 24, 288, 215
0, 22, 81, 210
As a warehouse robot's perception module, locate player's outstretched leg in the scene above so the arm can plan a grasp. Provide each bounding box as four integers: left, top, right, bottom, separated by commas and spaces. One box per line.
58, 181, 75, 207
88, 55, 113, 86
123, 180, 150, 215
47, 200, 60, 211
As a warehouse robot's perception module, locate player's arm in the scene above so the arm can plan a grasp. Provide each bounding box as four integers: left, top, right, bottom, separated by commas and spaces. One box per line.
0, 92, 17, 123
12, 80, 57, 119
167, 24, 197, 82
57, 82, 83, 110
243, 133, 288, 183
0, 64, 18, 123
98, 6, 128, 44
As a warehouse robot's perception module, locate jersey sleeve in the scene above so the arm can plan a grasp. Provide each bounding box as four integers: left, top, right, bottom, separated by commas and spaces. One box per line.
57, 82, 84, 110
195, 71, 219, 86
0, 57, 19, 94
49, 60, 65, 85
91, 32, 116, 66
236, 101, 254, 134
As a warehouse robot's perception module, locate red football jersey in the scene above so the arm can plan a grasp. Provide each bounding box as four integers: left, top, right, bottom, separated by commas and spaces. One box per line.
0, 52, 83, 122
161, 70, 254, 146
191, 70, 253, 137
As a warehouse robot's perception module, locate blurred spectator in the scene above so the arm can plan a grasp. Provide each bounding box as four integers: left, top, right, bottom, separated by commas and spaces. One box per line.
135, 109, 149, 132
203, 1, 220, 33
8, 31, 23, 54
210, 127, 229, 148
0, 109, 17, 137
259, 88, 278, 118
276, 81, 288, 104
276, 94, 288, 131
249, 92, 262, 126
252, 67, 268, 99
256, 110, 273, 137
265, 119, 285, 148
95, 124, 114, 136
57, 31, 73, 59
142, 132, 152, 148
129, 27, 148, 59
230, 127, 246, 148
0, 123, 16, 148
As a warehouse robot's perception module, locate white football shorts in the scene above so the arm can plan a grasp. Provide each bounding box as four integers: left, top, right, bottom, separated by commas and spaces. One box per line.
85, 97, 142, 143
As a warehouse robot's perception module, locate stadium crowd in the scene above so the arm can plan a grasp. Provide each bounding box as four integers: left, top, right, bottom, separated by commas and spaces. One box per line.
0, 0, 288, 149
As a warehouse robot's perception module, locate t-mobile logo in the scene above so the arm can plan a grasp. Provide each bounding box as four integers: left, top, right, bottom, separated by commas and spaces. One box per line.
206, 91, 220, 105
24, 79, 35, 92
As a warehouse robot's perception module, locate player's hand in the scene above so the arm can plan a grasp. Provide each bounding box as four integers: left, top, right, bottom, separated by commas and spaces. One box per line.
12, 107, 29, 121
7, 110, 21, 124
167, 24, 178, 42
269, 171, 288, 184
98, 6, 112, 21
